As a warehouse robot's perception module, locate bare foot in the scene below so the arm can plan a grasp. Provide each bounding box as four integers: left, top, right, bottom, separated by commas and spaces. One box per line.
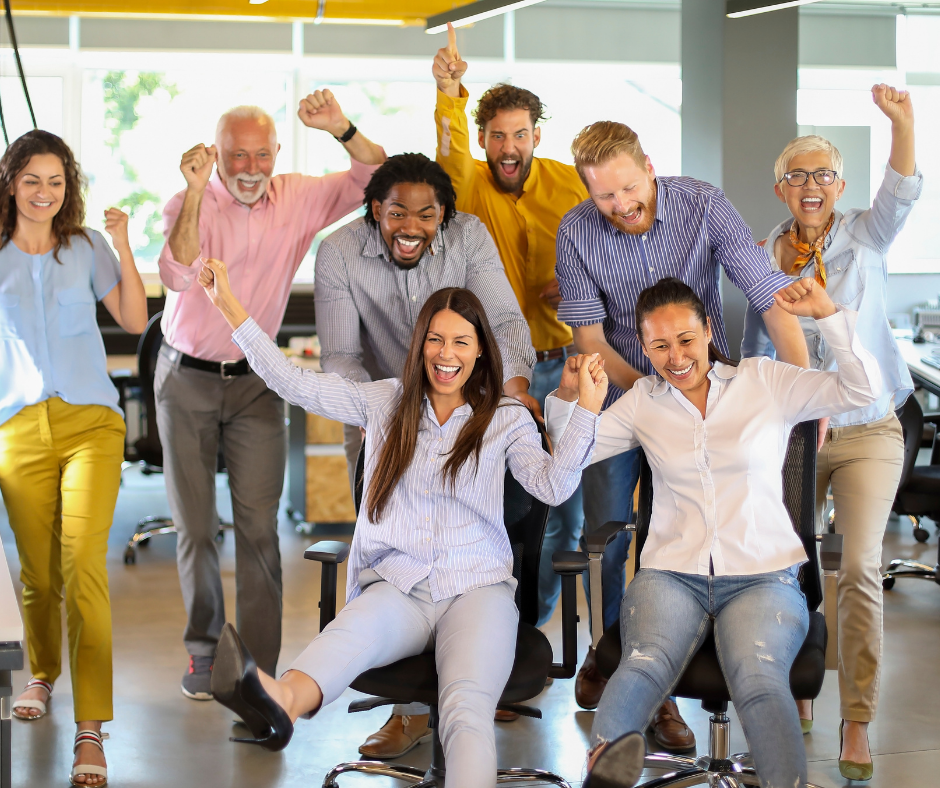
796, 699, 812, 722
841, 720, 871, 764
13, 683, 51, 719
72, 721, 107, 786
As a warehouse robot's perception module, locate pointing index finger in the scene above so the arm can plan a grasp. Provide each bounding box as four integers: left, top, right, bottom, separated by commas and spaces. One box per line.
446, 22, 459, 60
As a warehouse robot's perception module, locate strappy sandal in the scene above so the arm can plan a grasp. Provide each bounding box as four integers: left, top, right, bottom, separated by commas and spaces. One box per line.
12, 678, 53, 720
70, 729, 108, 787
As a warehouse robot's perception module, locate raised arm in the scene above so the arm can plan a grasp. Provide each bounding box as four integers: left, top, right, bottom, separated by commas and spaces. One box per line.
298, 89, 385, 166
166, 143, 216, 269
432, 23, 478, 205
99, 210, 148, 334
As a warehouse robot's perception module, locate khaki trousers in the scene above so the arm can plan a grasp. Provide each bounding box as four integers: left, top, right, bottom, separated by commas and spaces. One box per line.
815, 411, 904, 722
0, 398, 125, 722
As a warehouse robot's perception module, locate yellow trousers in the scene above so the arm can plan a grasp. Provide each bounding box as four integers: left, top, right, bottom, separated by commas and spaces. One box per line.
0, 397, 124, 722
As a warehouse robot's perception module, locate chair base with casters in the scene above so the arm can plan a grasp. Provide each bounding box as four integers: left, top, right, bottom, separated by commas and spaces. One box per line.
882, 555, 939, 589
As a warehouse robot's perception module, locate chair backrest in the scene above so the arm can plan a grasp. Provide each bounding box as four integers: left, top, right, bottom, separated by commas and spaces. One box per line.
635, 419, 822, 611
134, 311, 164, 467
352, 409, 551, 627
894, 396, 924, 497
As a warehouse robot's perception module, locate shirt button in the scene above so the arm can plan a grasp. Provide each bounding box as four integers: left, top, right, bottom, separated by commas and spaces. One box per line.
426, 537, 431, 542
426, 517, 430, 522
425, 490, 429, 494
412, 296, 416, 301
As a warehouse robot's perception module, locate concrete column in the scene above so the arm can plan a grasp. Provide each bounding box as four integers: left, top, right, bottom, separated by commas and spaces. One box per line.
681, 1, 799, 356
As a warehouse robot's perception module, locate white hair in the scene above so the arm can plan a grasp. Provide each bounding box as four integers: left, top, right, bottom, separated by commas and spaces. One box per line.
215, 105, 277, 146
773, 135, 844, 182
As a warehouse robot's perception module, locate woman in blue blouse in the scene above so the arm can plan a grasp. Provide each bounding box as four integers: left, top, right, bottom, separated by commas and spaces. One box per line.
741, 84, 919, 781
197, 255, 605, 788
0, 130, 147, 786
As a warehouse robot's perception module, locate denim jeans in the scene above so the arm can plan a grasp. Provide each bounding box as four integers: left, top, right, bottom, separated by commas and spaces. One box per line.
592, 566, 810, 788
581, 448, 641, 633
529, 356, 585, 626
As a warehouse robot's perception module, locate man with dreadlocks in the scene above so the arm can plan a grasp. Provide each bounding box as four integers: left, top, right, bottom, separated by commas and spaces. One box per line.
314, 151, 536, 759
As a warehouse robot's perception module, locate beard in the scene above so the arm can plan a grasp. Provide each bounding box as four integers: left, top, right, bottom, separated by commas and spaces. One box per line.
485, 151, 534, 194
604, 179, 658, 236
219, 166, 271, 206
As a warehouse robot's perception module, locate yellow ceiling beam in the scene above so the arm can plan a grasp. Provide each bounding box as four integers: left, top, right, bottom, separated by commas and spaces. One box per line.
10, 0, 476, 24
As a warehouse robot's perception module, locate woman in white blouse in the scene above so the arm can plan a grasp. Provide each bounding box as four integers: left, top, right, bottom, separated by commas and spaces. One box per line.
546, 277, 881, 788
196, 258, 607, 788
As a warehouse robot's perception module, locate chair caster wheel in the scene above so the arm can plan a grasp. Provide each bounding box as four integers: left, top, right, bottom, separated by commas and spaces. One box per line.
882, 575, 895, 590
914, 526, 930, 543
215, 531, 225, 544
138, 538, 150, 549
124, 547, 137, 565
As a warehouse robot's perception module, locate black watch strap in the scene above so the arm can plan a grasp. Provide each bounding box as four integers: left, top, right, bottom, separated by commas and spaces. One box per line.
334, 122, 357, 144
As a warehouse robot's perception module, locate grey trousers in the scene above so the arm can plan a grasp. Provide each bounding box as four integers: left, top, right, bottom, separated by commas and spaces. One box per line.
155, 345, 286, 674
343, 423, 427, 718
292, 572, 519, 788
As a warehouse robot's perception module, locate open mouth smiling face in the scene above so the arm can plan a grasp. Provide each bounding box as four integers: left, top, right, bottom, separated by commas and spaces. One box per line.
775, 150, 844, 231
423, 308, 480, 399
375, 181, 444, 268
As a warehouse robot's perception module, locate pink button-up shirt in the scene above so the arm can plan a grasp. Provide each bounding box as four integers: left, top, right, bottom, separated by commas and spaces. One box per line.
158, 161, 380, 362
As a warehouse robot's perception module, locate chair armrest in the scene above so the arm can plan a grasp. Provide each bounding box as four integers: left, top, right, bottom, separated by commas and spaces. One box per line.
303, 540, 350, 632
553, 550, 589, 575
585, 520, 634, 555
817, 533, 843, 670
304, 540, 350, 564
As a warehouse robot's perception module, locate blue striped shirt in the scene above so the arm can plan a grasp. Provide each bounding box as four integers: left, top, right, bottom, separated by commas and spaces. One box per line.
232, 317, 599, 603
556, 176, 791, 405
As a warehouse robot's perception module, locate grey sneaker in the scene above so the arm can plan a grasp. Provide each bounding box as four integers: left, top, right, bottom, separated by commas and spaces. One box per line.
181, 655, 214, 700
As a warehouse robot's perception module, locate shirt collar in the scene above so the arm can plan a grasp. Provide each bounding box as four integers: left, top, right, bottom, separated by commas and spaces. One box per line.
768, 208, 843, 255
648, 360, 736, 397
362, 222, 442, 263
208, 171, 275, 209
422, 394, 473, 425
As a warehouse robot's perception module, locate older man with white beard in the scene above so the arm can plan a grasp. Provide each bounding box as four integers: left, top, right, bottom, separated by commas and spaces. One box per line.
156, 93, 385, 700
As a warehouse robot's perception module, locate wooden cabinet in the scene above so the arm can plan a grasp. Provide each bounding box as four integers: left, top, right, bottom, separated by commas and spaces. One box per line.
305, 413, 356, 523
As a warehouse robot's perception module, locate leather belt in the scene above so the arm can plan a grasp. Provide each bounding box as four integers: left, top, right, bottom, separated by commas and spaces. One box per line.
535, 344, 576, 363
178, 352, 251, 379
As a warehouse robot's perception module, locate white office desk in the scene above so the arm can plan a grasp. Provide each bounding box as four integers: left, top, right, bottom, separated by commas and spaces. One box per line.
895, 337, 940, 398
0, 536, 24, 788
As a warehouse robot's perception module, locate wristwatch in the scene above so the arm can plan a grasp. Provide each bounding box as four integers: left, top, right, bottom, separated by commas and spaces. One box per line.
334, 122, 357, 144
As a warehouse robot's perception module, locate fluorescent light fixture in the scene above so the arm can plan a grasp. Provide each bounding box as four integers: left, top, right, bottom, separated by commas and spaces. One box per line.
726, 0, 823, 18
248, 0, 268, 4
426, 0, 547, 35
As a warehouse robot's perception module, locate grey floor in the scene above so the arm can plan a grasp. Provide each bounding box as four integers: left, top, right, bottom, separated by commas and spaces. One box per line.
3, 465, 940, 787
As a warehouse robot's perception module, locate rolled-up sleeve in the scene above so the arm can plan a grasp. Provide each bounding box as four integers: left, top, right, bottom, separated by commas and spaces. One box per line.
707, 190, 790, 315
556, 227, 608, 327
856, 163, 924, 255
300, 154, 385, 236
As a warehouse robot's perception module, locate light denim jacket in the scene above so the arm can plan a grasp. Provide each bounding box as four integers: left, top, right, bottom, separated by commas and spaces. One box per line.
741, 164, 920, 428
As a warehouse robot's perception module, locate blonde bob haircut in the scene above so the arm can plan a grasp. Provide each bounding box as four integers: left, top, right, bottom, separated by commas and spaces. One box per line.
571, 121, 647, 184
774, 135, 844, 183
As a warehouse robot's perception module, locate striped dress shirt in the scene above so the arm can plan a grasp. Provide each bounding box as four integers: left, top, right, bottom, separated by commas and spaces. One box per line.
232, 317, 599, 603
556, 176, 791, 405
315, 214, 535, 386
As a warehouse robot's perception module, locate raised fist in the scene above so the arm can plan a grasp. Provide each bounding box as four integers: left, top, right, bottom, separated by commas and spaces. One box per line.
772, 278, 837, 321
432, 22, 469, 97
180, 143, 217, 191
872, 83, 914, 128
103, 208, 131, 251
298, 89, 349, 138
578, 354, 608, 415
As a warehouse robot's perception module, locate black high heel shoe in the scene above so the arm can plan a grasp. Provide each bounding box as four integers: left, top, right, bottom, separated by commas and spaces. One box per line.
585, 731, 646, 788
211, 623, 294, 752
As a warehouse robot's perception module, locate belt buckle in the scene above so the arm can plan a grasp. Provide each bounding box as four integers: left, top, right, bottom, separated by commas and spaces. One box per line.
220, 359, 239, 379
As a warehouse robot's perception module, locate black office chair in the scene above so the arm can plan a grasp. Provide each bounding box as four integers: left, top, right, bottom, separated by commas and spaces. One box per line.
123, 311, 231, 564
586, 421, 842, 788
304, 417, 583, 787
882, 395, 940, 589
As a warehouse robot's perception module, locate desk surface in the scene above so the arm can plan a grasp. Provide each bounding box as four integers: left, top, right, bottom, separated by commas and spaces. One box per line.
896, 337, 940, 396
0, 536, 24, 642
107, 354, 139, 376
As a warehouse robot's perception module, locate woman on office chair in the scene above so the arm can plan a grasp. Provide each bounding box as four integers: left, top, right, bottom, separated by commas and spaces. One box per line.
548, 277, 882, 788
0, 130, 148, 786
198, 258, 605, 788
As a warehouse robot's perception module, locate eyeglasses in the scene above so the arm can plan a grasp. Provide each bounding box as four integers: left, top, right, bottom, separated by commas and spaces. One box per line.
779, 169, 839, 187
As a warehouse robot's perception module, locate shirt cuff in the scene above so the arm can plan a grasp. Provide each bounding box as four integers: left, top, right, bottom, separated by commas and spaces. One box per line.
557, 298, 608, 327
435, 84, 470, 112
158, 245, 199, 291
349, 152, 385, 185
883, 162, 924, 201
743, 270, 792, 315
817, 307, 883, 397
231, 316, 264, 350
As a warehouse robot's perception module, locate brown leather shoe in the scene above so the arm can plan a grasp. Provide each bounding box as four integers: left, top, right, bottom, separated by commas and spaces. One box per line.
575, 647, 608, 710
358, 713, 432, 759
494, 709, 519, 722
649, 699, 696, 752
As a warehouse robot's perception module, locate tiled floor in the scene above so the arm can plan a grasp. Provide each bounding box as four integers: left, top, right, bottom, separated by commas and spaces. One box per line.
3, 466, 940, 787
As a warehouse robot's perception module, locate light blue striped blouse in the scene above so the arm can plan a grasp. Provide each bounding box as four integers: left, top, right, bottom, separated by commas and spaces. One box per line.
555, 176, 791, 406
232, 317, 599, 603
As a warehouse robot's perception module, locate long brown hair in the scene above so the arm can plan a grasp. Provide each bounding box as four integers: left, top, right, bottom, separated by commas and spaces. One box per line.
0, 130, 89, 262
635, 277, 738, 366
367, 288, 506, 523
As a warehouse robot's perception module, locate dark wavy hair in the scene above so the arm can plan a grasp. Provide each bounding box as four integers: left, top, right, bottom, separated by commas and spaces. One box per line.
635, 277, 737, 366
472, 83, 547, 131
0, 130, 89, 262
363, 153, 457, 228
367, 287, 506, 523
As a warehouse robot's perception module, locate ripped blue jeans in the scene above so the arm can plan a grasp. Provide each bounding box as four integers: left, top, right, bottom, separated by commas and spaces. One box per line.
592, 565, 809, 788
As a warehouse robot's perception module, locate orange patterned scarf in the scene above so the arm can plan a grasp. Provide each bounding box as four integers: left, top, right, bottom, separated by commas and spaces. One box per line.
787, 213, 835, 288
